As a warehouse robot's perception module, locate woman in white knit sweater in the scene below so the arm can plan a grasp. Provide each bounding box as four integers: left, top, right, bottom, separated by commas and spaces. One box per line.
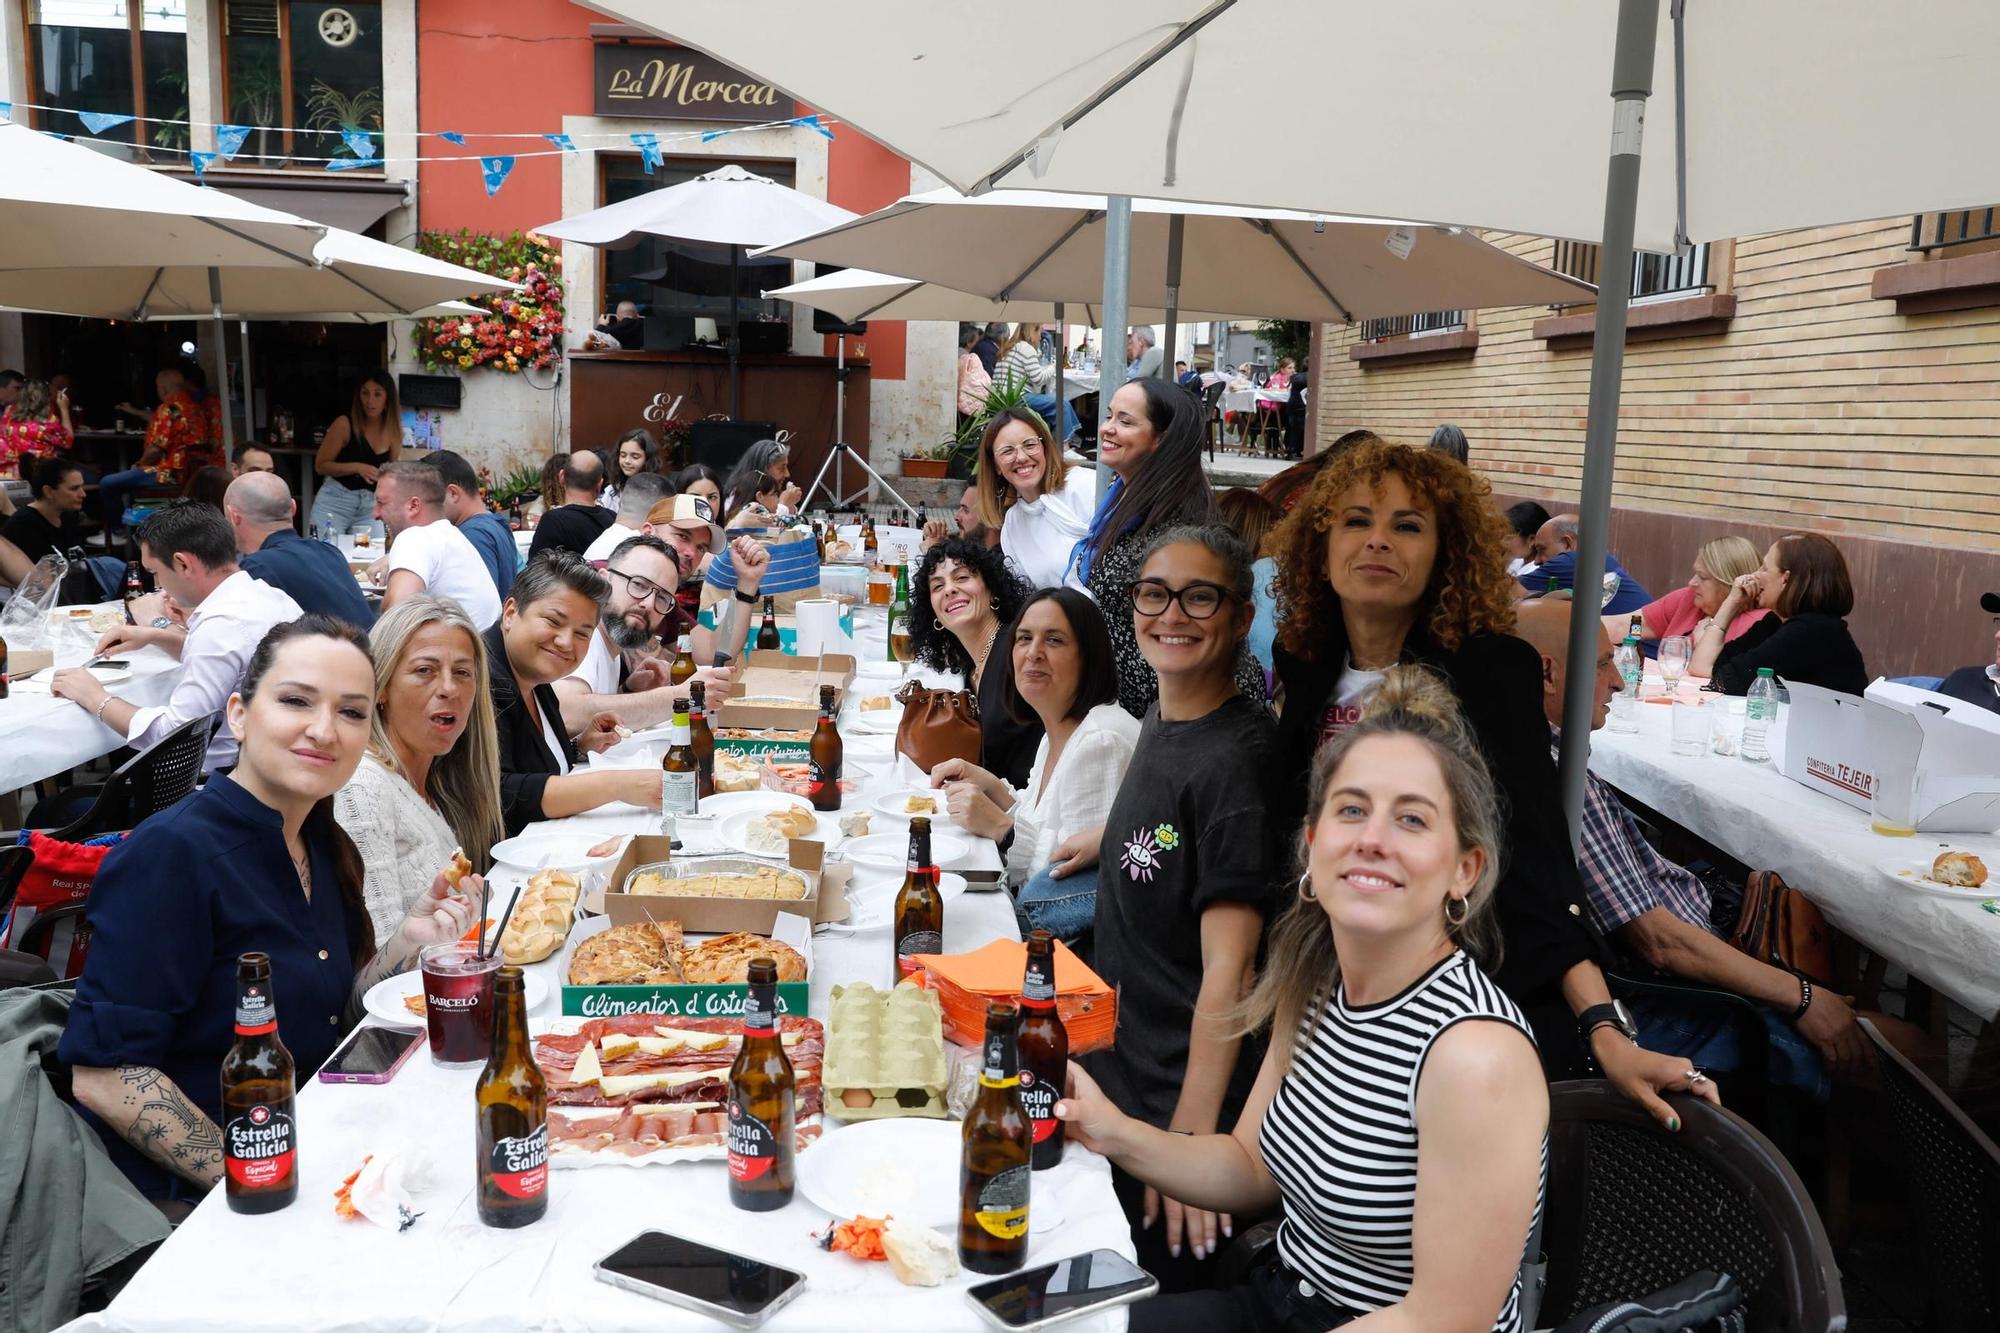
930, 588, 1137, 946
335, 595, 507, 944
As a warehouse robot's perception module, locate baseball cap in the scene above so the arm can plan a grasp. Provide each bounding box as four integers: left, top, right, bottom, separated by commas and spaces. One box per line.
663, 493, 724, 554
1982, 591, 2000, 614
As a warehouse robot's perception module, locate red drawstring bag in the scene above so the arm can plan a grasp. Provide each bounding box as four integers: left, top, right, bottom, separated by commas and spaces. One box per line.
1, 830, 122, 979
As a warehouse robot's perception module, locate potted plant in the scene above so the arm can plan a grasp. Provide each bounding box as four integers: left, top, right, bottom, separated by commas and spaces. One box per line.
900, 440, 955, 478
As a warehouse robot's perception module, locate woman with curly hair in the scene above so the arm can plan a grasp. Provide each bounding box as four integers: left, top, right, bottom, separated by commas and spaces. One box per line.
1267, 439, 1702, 1115
908, 536, 1042, 787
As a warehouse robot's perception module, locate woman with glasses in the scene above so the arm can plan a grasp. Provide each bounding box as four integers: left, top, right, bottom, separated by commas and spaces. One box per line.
907, 537, 1041, 788
975, 407, 1097, 590
1080, 523, 1284, 1293
1607, 534, 1766, 659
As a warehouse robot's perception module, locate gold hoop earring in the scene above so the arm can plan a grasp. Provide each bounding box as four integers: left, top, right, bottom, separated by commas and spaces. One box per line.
1443, 895, 1469, 927
1297, 871, 1314, 903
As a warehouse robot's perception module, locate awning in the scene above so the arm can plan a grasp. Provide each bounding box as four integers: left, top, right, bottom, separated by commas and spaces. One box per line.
170, 175, 410, 234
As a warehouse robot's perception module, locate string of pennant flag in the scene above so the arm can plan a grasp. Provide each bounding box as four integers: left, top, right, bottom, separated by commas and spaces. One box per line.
0, 99, 837, 197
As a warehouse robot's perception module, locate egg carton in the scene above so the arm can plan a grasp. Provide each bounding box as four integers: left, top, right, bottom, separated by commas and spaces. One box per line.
823, 982, 950, 1120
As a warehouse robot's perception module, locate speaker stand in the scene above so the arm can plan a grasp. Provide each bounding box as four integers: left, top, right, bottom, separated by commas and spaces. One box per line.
802, 334, 917, 513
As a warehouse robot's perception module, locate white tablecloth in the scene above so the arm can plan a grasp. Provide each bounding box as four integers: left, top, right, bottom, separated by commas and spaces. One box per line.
1587, 687, 2000, 1017
1059, 370, 1101, 401
1219, 387, 1289, 416
75, 624, 1135, 1333
0, 617, 183, 794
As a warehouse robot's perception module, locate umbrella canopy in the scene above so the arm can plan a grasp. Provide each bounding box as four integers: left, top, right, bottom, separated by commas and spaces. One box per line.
762, 266, 1232, 326
535, 163, 856, 250
584, 0, 2000, 254
756, 188, 1591, 322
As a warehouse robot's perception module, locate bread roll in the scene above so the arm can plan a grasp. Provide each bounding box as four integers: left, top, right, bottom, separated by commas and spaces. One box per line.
1932, 851, 1989, 888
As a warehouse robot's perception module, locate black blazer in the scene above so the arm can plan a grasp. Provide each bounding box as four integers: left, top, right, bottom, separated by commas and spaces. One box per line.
1273, 629, 1604, 1058
484, 623, 578, 834
1712, 612, 1868, 697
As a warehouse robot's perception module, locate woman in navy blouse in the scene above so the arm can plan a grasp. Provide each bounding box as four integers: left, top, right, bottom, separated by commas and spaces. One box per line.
60, 615, 483, 1202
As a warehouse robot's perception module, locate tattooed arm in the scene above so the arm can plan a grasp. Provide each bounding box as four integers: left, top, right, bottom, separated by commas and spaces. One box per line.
70, 1064, 225, 1189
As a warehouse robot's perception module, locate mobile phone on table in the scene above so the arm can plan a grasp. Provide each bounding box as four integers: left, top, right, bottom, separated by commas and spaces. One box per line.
966, 1249, 1159, 1330
594, 1229, 806, 1329
317, 1024, 425, 1085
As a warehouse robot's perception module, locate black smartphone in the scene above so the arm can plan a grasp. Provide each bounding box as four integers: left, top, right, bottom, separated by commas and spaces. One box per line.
317, 1025, 424, 1084
966, 1248, 1159, 1330
593, 1230, 807, 1329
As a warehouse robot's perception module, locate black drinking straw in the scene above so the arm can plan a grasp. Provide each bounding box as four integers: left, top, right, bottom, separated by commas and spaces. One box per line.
475, 880, 491, 959
485, 884, 525, 961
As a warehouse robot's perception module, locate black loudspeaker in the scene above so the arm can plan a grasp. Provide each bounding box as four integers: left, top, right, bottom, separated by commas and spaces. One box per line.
808, 264, 868, 336
688, 419, 776, 472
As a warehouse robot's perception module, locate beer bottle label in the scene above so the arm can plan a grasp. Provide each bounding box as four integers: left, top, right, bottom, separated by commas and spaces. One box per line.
1022, 954, 1057, 1007
224, 1102, 296, 1188
235, 982, 278, 1036
808, 757, 839, 789
487, 1126, 548, 1201
661, 768, 698, 815
895, 930, 942, 975
1019, 1068, 1061, 1143
742, 985, 779, 1035
972, 1164, 1031, 1239
727, 1100, 781, 1181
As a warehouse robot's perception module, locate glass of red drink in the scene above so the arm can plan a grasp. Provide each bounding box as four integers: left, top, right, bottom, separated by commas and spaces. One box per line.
419, 944, 502, 1068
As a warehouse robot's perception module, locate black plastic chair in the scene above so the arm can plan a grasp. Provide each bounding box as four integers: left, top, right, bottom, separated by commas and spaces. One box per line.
1859, 1017, 2000, 1330
25, 712, 209, 842
0, 845, 56, 988
1540, 1080, 1845, 1331
1602, 962, 1779, 1130
1199, 379, 1228, 459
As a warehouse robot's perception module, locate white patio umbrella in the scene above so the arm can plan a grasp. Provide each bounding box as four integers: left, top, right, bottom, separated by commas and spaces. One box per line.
762, 266, 1231, 328
535, 163, 857, 415
588, 0, 2000, 836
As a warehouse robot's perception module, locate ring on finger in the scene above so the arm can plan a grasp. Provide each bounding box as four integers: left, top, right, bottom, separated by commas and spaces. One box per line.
1686, 1067, 1710, 1087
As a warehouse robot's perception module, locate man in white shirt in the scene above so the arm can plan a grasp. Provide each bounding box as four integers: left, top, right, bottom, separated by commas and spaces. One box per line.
582, 472, 674, 564
373, 460, 502, 628
50, 499, 303, 773
553, 532, 765, 734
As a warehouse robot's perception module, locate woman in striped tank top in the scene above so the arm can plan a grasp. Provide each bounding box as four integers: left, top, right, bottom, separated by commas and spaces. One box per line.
1058, 666, 1548, 1331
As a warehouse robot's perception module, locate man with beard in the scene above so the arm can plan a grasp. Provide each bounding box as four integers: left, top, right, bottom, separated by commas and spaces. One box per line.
551, 533, 766, 734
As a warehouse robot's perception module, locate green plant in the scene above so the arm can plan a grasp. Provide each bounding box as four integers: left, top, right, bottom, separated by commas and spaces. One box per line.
1257, 319, 1311, 366
948, 373, 1037, 474
303, 80, 383, 154
485, 464, 545, 509
151, 68, 189, 153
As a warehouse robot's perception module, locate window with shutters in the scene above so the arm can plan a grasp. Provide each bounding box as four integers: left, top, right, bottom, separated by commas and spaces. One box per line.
222, 1, 383, 169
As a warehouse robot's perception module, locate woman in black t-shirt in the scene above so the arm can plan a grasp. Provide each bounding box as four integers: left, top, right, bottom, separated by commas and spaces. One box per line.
310, 372, 402, 539
1691, 531, 1869, 696
906, 537, 1041, 788
1083, 522, 1282, 1294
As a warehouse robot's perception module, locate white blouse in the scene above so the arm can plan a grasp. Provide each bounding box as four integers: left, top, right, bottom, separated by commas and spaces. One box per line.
1005, 703, 1142, 886
1001, 466, 1100, 590
334, 753, 462, 948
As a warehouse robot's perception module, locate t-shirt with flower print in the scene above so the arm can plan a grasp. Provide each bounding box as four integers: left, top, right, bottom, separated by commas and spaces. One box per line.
145, 391, 218, 484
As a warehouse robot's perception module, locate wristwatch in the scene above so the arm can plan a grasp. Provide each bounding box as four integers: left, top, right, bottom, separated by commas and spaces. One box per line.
150, 615, 173, 629
733, 588, 760, 605
1577, 1000, 1638, 1047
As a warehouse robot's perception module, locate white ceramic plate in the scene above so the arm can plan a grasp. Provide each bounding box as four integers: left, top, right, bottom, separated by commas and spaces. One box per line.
699, 789, 812, 819
490, 830, 626, 872
873, 788, 945, 821
843, 870, 970, 928
716, 805, 842, 858
361, 968, 546, 1030
797, 1118, 962, 1229
1875, 853, 1994, 900
841, 829, 973, 871
851, 709, 902, 735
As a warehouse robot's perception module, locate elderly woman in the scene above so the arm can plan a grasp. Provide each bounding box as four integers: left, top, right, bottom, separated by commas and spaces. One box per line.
1069, 378, 1263, 716
928, 589, 1137, 944
1692, 531, 1868, 696
908, 536, 1041, 788
489, 551, 663, 832
1060, 668, 1549, 1331
337, 596, 508, 944
975, 407, 1098, 589
1611, 534, 1767, 656
1267, 438, 1711, 1116
59, 616, 481, 1203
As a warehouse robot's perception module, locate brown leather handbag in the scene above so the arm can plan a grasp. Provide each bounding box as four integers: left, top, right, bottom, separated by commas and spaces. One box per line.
894, 680, 982, 774
1728, 870, 1835, 987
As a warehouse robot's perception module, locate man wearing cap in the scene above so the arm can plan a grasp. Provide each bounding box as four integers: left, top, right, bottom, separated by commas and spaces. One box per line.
1936, 591, 2000, 714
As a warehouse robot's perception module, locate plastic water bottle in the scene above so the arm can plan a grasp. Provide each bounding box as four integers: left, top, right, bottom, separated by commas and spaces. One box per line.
1741, 667, 1778, 763
1608, 634, 1642, 732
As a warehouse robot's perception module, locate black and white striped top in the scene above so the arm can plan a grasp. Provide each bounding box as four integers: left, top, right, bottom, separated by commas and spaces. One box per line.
1258, 950, 1544, 1330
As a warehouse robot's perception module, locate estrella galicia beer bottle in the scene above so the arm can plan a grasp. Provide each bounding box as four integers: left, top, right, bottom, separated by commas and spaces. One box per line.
893, 817, 943, 978
808, 684, 842, 811
960, 1000, 1031, 1273
728, 958, 797, 1210
688, 679, 717, 799
1017, 930, 1069, 1170
476, 965, 547, 1227
221, 952, 297, 1213
756, 596, 782, 651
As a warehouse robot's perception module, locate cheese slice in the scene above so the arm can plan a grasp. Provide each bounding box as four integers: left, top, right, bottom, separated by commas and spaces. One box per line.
597, 1066, 727, 1099
629, 1035, 687, 1057
598, 1033, 640, 1059
652, 1026, 730, 1053
571, 1041, 604, 1087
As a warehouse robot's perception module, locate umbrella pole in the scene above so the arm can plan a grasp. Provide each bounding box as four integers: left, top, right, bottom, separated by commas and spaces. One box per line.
1097, 196, 1132, 486
1053, 302, 1066, 441
728, 244, 742, 419
209, 267, 234, 458
1558, 0, 1660, 846
239, 319, 254, 445
1161, 214, 1184, 376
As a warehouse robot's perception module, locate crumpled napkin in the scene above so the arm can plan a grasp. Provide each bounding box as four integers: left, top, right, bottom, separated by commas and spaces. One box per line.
344, 1143, 441, 1231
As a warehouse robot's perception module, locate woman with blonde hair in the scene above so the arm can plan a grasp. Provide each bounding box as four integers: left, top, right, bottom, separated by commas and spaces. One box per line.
1267, 438, 1708, 1116
336, 594, 507, 944
976, 406, 1097, 589
1615, 534, 1768, 655
1060, 667, 1552, 1329
995, 322, 1054, 393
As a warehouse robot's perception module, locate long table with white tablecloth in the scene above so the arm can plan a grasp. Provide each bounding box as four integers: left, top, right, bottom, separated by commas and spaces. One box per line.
1, 607, 184, 795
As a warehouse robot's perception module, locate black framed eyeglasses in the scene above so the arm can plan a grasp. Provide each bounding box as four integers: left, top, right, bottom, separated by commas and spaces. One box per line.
604, 567, 675, 610
1130, 578, 1234, 620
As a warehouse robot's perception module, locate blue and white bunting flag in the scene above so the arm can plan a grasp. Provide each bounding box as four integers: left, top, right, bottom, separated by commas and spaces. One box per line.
341, 129, 376, 160
327, 157, 383, 172
76, 111, 135, 136
216, 124, 251, 159
190, 151, 219, 179
544, 133, 577, 154
437, 131, 466, 146
631, 133, 662, 173
480, 155, 516, 196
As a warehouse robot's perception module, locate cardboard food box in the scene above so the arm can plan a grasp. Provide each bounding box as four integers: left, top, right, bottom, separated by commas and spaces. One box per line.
595, 834, 847, 934
5, 647, 54, 677
1778, 682, 1879, 812
716, 650, 856, 731
560, 909, 815, 1019
1863, 679, 2000, 833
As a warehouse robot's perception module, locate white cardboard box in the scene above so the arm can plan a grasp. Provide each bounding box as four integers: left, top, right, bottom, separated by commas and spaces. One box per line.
1863, 679, 2000, 834
1779, 681, 1881, 813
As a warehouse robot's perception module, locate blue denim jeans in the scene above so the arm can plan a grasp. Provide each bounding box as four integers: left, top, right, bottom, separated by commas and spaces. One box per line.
309, 481, 382, 539
1627, 994, 1829, 1103
1024, 393, 1083, 443
1015, 865, 1097, 949
97, 467, 158, 530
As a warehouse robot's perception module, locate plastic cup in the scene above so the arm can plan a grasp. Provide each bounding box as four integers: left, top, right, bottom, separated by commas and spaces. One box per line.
1710, 698, 1745, 757
419, 943, 502, 1068
1670, 699, 1707, 757
1607, 690, 1639, 734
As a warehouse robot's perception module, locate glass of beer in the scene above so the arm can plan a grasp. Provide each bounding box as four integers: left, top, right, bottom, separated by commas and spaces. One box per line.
868, 571, 893, 606
419, 943, 502, 1067
1870, 771, 1921, 838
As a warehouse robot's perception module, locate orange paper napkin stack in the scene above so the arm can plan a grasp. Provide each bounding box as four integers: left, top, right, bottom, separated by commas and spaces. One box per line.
909, 937, 1117, 1053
